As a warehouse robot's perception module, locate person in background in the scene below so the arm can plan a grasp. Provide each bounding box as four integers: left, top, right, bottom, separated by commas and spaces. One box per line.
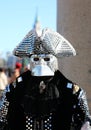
0, 68, 8, 98
0, 28, 91, 130
24, 64, 30, 72
8, 62, 22, 84
15, 62, 22, 70
10, 68, 20, 83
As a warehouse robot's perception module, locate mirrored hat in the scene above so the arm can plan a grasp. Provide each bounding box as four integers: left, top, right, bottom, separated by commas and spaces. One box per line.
13, 28, 76, 58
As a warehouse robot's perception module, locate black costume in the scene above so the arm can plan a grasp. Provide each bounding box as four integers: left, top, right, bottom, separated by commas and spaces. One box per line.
1, 70, 90, 130
1, 28, 91, 130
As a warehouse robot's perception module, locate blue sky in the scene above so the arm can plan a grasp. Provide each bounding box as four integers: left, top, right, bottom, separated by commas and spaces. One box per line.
0, 0, 56, 57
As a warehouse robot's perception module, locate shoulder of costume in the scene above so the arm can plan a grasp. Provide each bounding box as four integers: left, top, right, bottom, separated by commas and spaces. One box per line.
73, 84, 81, 94
20, 70, 32, 78
16, 70, 32, 83
66, 82, 81, 93
8, 71, 31, 91
54, 70, 81, 93
54, 70, 73, 83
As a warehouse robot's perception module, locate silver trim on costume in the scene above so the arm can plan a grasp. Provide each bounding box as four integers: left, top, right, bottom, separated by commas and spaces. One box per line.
25, 113, 53, 130
0, 88, 9, 123
13, 28, 76, 58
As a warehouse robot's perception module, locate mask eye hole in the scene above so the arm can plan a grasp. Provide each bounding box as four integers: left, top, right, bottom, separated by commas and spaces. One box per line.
33, 57, 39, 61
44, 57, 50, 61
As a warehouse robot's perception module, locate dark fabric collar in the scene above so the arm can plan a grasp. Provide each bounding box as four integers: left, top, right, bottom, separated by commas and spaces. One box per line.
21, 69, 72, 85
52, 70, 72, 85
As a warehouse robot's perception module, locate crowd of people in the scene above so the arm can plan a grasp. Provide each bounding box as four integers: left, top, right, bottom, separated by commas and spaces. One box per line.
0, 62, 28, 99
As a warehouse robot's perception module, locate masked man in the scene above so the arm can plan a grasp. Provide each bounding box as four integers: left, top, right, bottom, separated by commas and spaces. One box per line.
0, 28, 91, 130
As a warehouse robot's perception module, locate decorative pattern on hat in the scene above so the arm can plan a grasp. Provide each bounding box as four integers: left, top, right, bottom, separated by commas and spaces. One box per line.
13, 28, 76, 58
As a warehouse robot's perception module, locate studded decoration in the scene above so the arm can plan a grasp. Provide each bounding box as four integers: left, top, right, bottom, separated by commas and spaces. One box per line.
73, 84, 80, 94
25, 113, 53, 130
13, 28, 76, 58
0, 95, 9, 122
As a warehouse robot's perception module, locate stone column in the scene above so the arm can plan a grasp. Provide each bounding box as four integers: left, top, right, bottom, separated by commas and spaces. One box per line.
57, 0, 91, 110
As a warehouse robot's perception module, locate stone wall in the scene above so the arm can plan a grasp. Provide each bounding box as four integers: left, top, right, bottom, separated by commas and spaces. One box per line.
57, 0, 91, 111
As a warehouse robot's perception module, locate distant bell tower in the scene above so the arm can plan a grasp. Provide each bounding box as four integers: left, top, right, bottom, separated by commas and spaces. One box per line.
33, 11, 42, 37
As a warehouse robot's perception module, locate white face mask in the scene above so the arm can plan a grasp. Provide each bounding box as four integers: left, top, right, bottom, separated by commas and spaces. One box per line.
30, 54, 58, 76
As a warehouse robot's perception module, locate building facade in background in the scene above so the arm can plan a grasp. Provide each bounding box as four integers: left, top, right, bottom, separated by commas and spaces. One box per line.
57, 0, 91, 110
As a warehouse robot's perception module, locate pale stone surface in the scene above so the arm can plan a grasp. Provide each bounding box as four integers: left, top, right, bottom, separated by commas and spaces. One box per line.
57, 0, 91, 111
